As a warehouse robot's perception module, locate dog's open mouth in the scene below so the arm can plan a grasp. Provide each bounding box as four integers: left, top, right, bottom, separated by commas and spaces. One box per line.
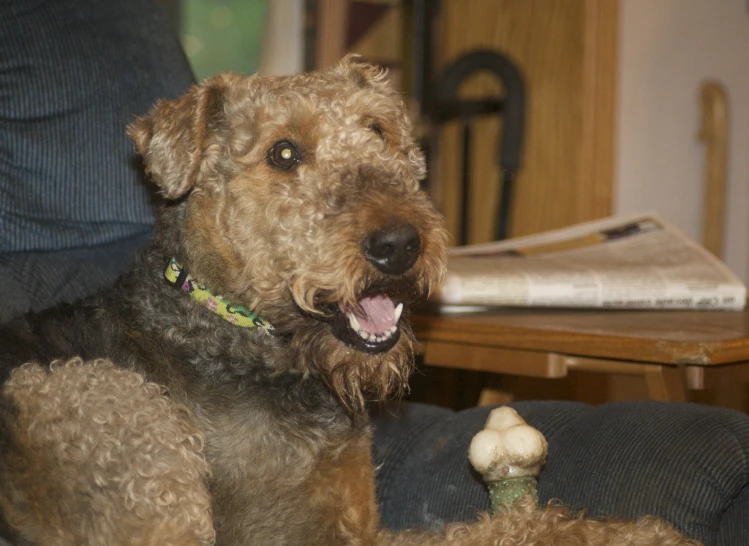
330, 294, 403, 353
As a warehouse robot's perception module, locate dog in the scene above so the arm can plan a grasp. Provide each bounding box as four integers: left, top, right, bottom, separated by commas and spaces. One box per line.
0, 57, 696, 545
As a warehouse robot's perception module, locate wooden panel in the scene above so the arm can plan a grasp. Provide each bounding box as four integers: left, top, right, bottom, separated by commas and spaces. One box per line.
686, 362, 749, 390
422, 341, 699, 402
564, 355, 667, 377
348, 4, 404, 89
422, 341, 567, 377
643, 365, 687, 402
316, 0, 349, 68
433, 0, 617, 244
565, 356, 687, 401
698, 81, 728, 258
349, 5, 402, 63
579, 0, 618, 224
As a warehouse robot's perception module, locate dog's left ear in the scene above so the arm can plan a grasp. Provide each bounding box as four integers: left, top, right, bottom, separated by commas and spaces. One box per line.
335, 54, 391, 91
128, 75, 232, 199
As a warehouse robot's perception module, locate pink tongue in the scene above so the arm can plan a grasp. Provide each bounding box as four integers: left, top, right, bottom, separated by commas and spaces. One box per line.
355, 295, 396, 335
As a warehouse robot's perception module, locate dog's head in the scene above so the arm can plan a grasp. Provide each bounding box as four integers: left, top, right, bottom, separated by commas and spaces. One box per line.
128, 56, 447, 410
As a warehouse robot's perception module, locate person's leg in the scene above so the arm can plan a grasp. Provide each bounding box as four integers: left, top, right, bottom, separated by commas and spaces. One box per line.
0, 0, 194, 320
0, 233, 151, 322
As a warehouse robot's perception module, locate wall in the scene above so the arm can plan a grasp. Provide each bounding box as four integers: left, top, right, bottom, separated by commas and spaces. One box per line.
616, 0, 749, 282
180, 0, 267, 80
259, 0, 304, 76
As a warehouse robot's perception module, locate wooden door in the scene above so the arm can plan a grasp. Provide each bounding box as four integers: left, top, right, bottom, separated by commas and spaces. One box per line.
433, 0, 619, 244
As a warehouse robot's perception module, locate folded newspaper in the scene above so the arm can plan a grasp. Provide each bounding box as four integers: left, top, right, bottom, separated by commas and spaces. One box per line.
436, 213, 746, 310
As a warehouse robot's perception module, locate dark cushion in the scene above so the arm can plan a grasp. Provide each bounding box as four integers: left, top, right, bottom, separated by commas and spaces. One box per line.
372, 400, 749, 546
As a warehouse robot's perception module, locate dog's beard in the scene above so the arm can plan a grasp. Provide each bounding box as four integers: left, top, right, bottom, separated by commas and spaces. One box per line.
290, 322, 416, 413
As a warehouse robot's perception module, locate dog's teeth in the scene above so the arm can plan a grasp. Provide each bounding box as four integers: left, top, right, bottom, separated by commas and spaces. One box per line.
350, 317, 399, 344
348, 313, 361, 332
346, 302, 403, 345
393, 303, 403, 323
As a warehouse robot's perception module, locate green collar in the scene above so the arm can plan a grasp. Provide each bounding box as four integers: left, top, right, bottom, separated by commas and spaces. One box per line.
164, 258, 275, 334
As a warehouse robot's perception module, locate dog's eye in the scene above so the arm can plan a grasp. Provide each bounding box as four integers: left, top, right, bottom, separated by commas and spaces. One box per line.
369, 123, 385, 140
268, 140, 302, 170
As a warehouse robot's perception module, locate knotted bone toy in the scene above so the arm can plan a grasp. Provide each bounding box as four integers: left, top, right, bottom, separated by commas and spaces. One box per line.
469, 406, 548, 514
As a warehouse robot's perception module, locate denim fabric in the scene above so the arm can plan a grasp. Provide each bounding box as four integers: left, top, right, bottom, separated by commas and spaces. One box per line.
0, 232, 151, 322
0, 0, 193, 253
371, 401, 749, 546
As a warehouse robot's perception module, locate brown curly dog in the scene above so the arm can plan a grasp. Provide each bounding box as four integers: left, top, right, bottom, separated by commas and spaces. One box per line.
0, 57, 696, 545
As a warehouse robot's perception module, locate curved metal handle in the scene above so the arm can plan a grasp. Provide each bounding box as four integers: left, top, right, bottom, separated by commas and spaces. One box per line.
433, 50, 525, 173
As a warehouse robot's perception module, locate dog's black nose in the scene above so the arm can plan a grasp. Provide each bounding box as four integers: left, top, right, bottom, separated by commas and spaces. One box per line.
362, 224, 421, 275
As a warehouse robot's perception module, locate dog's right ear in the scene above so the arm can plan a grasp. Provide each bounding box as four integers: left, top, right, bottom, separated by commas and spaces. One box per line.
128, 75, 231, 199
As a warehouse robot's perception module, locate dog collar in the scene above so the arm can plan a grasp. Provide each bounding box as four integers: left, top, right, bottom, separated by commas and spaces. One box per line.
164, 258, 275, 334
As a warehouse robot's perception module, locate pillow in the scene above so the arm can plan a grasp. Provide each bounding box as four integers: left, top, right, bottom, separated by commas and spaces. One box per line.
372, 400, 749, 546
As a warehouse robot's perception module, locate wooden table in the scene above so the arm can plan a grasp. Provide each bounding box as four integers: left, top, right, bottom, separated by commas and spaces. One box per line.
410, 306, 749, 402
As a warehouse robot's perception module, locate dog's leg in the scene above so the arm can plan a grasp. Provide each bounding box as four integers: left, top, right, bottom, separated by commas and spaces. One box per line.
0, 358, 214, 546
305, 433, 380, 545
204, 420, 380, 546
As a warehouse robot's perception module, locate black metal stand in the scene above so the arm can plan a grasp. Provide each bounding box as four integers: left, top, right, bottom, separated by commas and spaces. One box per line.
430, 50, 525, 244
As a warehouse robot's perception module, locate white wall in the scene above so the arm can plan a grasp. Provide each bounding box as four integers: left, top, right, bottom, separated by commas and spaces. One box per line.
616, 0, 749, 282
259, 0, 304, 76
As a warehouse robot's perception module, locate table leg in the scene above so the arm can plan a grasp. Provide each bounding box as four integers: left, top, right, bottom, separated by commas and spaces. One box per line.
477, 388, 515, 406
644, 365, 687, 402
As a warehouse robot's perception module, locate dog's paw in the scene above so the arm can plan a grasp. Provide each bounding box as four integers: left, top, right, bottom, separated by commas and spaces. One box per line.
469, 406, 548, 483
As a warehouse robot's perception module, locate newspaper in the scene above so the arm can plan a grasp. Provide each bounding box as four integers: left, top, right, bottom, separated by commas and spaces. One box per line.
436, 213, 746, 310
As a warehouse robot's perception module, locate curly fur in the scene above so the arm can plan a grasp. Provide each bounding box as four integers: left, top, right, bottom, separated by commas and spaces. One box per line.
378, 498, 699, 545
0, 359, 213, 546
0, 56, 696, 545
